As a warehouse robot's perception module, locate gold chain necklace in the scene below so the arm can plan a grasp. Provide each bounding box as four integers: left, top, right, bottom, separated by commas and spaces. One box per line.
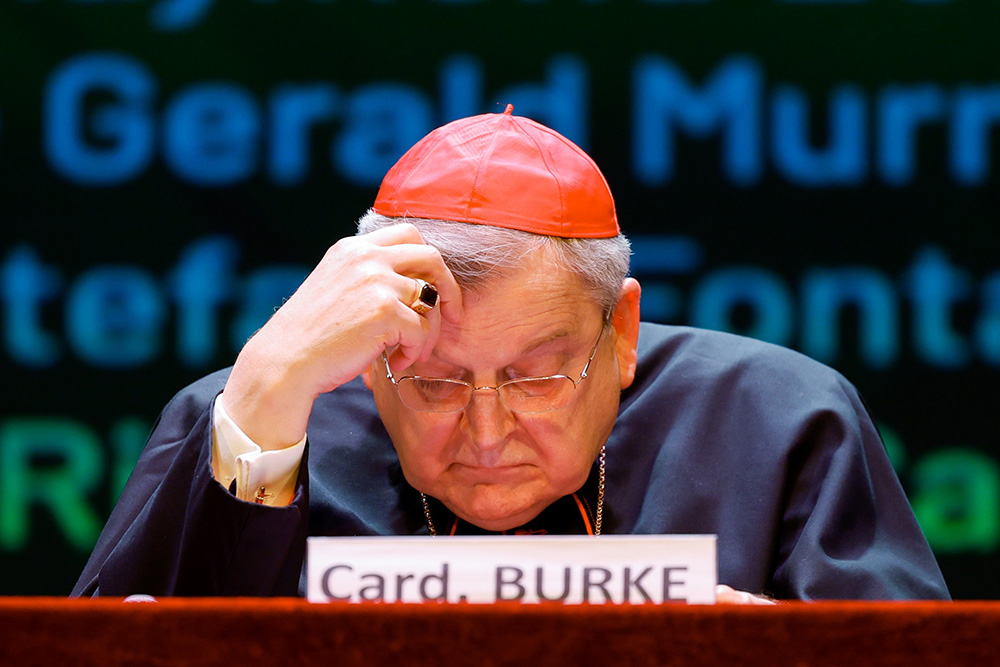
421, 445, 606, 537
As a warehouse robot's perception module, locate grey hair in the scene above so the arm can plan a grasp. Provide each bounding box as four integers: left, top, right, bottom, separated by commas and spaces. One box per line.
357, 210, 631, 313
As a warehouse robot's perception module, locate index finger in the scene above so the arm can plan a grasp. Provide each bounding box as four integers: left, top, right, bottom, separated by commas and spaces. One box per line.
414, 258, 463, 325
377, 242, 464, 325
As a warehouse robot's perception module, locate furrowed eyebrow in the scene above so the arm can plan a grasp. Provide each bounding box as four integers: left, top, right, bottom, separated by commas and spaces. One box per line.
518, 329, 573, 356
421, 329, 577, 375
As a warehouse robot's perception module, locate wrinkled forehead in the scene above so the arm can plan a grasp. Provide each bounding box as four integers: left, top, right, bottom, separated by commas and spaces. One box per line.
458, 245, 601, 318
432, 253, 606, 366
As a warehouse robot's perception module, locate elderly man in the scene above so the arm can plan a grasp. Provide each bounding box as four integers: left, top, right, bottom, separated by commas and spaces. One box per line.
74, 108, 949, 601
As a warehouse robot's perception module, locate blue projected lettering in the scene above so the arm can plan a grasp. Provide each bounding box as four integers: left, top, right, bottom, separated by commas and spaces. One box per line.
35, 52, 1000, 188
440, 56, 484, 123
330, 55, 588, 184
638, 283, 685, 323
951, 86, 1000, 186
333, 84, 434, 186
772, 85, 868, 186
689, 267, 794, 345
167, 237, 237, 367
0, 247, 62, 367
148, 0, 214, 31
633, 55, 763, 186
0, 238, 307, 369
437, 54, 587, 145
66, 267, 166, 368
268, 84, 340, 185
230, 266, 310, 350
902, 247, 973, 369
612, 235, 703, 322
164, 84, 260, 185
494, 55, 588, 149
631, 56, 1000, 187
4, 238, 1000, 371
40, 52, 587, 187
45, 53, 156, 186
876, 85, 947, 186
975, 273, 1000, 365
801, 268, 898, 368
630, 235, 704, 274
632, 239, 999, 370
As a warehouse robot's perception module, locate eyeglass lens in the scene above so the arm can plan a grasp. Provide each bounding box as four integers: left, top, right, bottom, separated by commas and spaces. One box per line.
397, 375, 576, 413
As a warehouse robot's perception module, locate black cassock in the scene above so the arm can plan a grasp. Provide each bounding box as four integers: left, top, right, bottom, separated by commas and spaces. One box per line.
73, 323, 950, 600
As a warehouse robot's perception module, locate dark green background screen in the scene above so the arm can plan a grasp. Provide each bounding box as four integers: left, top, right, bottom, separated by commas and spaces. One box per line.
1, 0, 998, 598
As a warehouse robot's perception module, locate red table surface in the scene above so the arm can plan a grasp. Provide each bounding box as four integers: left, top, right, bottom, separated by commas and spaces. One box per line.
1, 598, 997, 666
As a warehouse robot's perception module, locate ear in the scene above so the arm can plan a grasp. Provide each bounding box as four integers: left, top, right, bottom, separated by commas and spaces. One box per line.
611, 278, 641, 390
361, 360, 377, 391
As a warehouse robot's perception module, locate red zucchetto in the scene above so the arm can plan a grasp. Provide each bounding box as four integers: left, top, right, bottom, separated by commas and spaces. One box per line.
373, 104, 619, 239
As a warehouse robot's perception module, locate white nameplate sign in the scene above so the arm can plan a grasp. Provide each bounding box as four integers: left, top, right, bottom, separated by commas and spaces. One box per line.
307, 535, 717, 604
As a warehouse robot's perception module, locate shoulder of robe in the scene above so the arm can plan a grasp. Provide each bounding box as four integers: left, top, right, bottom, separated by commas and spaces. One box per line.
148, 368, 233, 440
630, 322, 859, 415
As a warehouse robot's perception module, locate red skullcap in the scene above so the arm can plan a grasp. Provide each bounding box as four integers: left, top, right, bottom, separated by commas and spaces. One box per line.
373, 105, 619, 239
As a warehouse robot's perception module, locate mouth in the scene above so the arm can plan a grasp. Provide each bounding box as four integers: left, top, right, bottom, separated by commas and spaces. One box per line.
449, 462, 533, 483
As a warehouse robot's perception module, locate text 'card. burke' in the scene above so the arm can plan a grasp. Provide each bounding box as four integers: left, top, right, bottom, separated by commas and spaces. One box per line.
307, 535, 717, 604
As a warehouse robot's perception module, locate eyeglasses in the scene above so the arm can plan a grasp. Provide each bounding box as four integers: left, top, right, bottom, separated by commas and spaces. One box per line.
382, 324, 608, 414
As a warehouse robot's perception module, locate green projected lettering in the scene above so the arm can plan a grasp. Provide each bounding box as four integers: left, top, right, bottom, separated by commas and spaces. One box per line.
109, 418, 151, 502
883, 426, 1000, 554
0, 419, 104, 550
911, 450, 1000, 553
0, 417, 148, 551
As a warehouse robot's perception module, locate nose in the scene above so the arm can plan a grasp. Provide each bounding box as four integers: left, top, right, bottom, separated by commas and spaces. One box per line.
460, 388, 517, 452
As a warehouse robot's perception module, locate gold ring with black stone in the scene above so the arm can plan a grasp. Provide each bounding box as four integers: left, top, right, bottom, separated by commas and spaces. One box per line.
410, 279, 438, 315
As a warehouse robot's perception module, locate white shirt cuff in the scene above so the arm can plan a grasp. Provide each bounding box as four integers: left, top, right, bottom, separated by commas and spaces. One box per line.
211, 393, 306, 506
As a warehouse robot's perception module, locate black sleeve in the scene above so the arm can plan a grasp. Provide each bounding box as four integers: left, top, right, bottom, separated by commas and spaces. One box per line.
619, 324, 950, 600
768, 374, 950, 600
71, 371, 309, 597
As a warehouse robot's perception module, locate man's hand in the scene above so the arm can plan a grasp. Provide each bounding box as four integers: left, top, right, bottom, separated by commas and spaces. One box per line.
221, 224, 463, 450
715, 584, 778, 605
